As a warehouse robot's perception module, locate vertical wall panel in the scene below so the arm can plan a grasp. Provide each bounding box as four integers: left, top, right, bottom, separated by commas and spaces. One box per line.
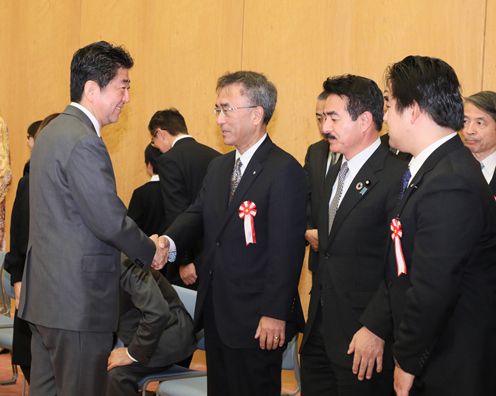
482, 0, 496, 90
78, 0, 244, 202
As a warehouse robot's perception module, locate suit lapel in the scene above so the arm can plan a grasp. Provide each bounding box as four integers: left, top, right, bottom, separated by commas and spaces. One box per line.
327, 145, 386, 245
395, 135, 463, 218
316, 141, 330, 183
318, 156, 342, 252
489, 168, 496, 195
214, 137, 273, 239
63, 105, 98, 135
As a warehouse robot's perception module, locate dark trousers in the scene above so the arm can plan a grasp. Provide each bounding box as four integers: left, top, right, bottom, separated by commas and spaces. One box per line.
203, 291, 283, 396
106, 363, 171, 396
300, 307, 393, 396
29, 324, 113, 396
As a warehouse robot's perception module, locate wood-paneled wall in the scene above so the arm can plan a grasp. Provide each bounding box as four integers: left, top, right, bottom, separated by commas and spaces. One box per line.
0, 0, 493, 309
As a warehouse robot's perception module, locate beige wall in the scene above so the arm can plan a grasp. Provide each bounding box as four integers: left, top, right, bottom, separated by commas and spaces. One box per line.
0, 0, 493, 309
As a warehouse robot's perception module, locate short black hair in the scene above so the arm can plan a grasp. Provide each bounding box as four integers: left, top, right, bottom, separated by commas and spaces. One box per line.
217, 71, 277, 125
27, 120, 42, 138
386, 55, 464, 131
464, 91, 496, 122
70, 41, 134, 102
323, 74, 383, 131
317, 90, 329, 101
144, 144, 162, 173
148, 108, 188, 136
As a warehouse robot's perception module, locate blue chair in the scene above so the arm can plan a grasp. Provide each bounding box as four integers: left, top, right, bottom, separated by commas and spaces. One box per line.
137, 285, 207, 396
156, 333, 301, 396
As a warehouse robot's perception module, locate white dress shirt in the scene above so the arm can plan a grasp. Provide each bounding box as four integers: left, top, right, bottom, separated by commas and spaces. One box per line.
329, 138, 381, 207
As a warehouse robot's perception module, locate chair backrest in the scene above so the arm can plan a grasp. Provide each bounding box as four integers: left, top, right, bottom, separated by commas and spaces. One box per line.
172, 285, 197, 318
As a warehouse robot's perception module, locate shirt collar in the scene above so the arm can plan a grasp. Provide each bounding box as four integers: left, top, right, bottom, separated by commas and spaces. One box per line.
150, 174, 160, 182
235, 133, 267, 173
342, 138, 381, 178
408, 133, 457, 183
480, 150, 496, 184
172, 134, 193, 147
70, 102, 101, 137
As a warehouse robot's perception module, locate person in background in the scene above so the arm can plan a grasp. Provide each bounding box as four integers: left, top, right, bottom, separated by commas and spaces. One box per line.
127, 144, 166, 236
461, 90, 496, 195
4, 114, 58, 382
150, 108, 219, 289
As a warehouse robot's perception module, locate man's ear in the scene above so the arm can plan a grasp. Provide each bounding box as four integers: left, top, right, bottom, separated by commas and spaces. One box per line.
252, 106, 264, 126
359, 111, 374, 132
410, 101, 422, 124
83, 80, 99, 102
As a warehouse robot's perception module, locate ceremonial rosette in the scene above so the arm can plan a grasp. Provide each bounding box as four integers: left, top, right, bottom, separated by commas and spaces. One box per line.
239, 201, 257, 245
390, 217, 407, 276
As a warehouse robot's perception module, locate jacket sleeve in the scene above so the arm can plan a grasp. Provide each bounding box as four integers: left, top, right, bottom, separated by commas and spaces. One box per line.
119, 259, 170, 365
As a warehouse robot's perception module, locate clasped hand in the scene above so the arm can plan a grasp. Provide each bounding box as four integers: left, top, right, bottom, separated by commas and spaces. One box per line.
149, 234, 169, 270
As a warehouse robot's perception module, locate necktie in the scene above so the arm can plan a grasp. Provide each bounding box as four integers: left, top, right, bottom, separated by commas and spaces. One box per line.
399, 167, 411, 199
229, 158, 242, 202
328, 162, 349, 234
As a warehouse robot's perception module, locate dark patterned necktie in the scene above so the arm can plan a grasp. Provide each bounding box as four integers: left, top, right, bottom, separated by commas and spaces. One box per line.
229, 158, 242, 202
328, 162, 349, 234
399, 167, 411, 199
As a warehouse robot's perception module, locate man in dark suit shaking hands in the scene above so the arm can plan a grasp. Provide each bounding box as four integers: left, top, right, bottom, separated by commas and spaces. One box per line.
162, 71, 307, 395
300, 75, 406, 396
18, 41, 168, 396
360, 56, 496, 396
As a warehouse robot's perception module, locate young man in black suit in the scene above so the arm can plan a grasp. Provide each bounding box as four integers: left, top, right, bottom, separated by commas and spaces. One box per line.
304, 90, 340, 277
128, 144, 166, 236
149, 109, 220, 288
162, 71, 307, 396
300, 75, 407, 396
360, 56, 496, 396
461, 91, 496, 195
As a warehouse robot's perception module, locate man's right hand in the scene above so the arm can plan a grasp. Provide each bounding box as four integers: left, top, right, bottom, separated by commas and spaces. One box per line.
347, 326, 384, 380
179, 263, 197, 285
150, 234, 169, 270
14, 282, 22, 310
305, 229, 319, 251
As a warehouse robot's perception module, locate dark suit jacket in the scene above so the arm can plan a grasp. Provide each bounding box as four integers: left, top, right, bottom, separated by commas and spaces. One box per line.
4, 163, 31, 366
303, 139, 330, 273
301, 143, 407, 368
127, 180, 166, 236
4, 163, 29, 284
167, 136, 307, 348
362, 136, 496, 395
19, 105, 156, 333
155, 137, 220, 285
118, 258, 195, 368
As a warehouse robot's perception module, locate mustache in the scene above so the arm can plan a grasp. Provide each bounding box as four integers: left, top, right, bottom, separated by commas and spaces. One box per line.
322, 133, 336, 140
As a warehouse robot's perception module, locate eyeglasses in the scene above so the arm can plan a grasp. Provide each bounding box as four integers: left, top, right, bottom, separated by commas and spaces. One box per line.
213, 105, 257, 117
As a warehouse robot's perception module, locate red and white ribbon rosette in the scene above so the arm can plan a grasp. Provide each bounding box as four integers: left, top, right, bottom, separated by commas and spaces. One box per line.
390, 218, 407, 276
239, 201, 257, 246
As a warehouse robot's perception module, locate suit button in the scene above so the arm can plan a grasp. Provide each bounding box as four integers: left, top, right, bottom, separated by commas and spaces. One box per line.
216, 241, 221, 247
324, 254, 329, 259
209, 270, 213, 277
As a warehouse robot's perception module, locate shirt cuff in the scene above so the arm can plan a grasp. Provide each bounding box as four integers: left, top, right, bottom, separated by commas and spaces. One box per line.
126, 347, 138, 363
164, 235, 177, 262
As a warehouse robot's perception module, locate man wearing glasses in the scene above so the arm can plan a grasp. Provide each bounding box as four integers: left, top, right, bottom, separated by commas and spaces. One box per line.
148, 108, 219, 288
162, 71, 307, 395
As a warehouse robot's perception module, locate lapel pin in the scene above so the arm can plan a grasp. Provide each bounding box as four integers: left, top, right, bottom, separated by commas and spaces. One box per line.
365, 180, 370, 185
355, 182, 363, 191
253, 170, 256, 175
